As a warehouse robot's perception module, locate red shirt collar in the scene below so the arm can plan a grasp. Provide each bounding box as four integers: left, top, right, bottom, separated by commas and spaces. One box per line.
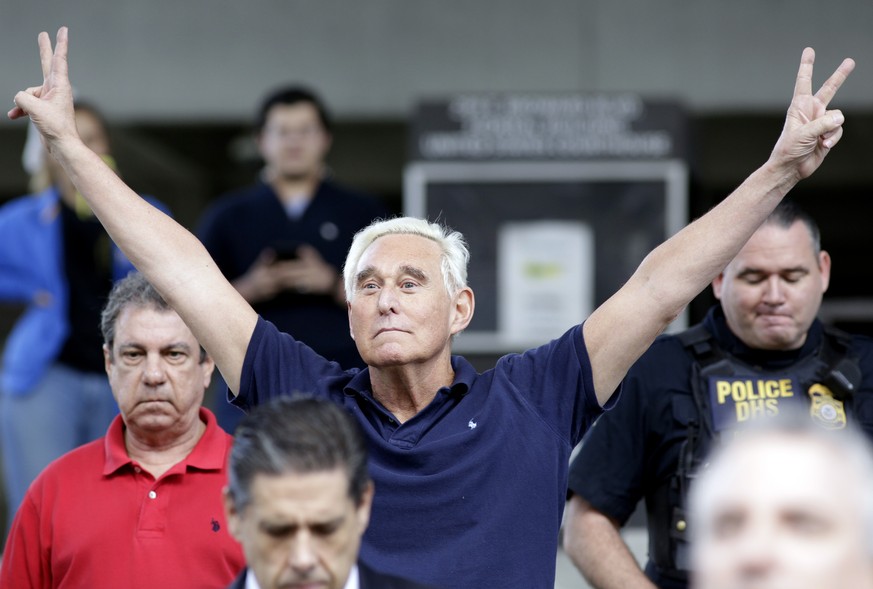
102, 407, 228, 476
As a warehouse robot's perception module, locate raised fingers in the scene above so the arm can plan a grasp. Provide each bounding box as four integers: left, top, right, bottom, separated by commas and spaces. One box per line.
52, 27, 69, 82
38, 31, 52, 81
815, 57, 855, 107
793, 47, 816, 99
37, 27, 69, 88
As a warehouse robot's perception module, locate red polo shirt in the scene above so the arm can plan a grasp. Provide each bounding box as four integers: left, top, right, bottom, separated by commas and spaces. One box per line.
0, 407, 245, 589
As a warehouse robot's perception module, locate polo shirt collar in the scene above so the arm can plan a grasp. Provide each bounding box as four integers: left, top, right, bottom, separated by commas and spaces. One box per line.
344, 368, 372, 397
448, 355, 475, 396
102, 414, 130, 475
102, 407, 225, 476
343, 356, 475, 399
183, 408, 229, 470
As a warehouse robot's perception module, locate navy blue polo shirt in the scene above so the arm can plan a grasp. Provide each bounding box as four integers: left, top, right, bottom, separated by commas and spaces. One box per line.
234, 317, 608, 589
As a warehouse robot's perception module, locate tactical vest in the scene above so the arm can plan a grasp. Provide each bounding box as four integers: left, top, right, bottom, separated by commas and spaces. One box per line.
647, 323, 861, 581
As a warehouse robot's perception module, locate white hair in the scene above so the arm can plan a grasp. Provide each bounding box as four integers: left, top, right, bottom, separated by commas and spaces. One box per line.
342, 217, 469, 300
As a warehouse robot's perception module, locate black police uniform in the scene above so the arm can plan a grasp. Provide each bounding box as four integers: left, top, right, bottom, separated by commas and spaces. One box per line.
567, 305, 873, 589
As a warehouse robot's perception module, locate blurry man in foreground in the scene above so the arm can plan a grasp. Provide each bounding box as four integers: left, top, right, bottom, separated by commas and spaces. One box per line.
688, 411, 873, 589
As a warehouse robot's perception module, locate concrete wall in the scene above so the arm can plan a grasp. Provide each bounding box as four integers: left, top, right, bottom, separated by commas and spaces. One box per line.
1, 0, 870, 122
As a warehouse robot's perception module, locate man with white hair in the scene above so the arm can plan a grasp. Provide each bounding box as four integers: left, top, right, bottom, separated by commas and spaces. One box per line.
688, 412, 873, 589
9, 27, 854, 589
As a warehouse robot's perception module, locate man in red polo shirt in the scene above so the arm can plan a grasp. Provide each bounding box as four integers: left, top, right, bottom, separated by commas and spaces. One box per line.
0, 273, 245, 589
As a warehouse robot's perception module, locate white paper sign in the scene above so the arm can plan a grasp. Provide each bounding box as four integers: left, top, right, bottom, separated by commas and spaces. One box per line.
498, 221, 594, 346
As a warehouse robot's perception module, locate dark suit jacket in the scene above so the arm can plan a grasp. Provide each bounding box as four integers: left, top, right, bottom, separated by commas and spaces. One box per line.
226, 562, 439, 589
226, 572, 246, 589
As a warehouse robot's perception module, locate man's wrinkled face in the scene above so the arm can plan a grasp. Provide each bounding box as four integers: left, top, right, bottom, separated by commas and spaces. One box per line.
104, 306, 213, 437
712, 221, 830, 350
226, 469, 372, 589
347, 233, 473, 369
692, 434, 873, 589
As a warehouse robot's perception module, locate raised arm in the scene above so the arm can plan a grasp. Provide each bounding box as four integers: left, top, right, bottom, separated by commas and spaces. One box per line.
583, 48, 854, 405
9, 27, 255, 393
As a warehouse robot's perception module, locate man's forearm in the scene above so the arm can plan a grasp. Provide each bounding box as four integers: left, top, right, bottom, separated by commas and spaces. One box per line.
10, 28, 260, 394
585, 157, 806, 403
564, 497, 657, 589
637, 156, 801, 321
584, 50, 852, 403
52, 139, 203, 287
47, 135, 254, 392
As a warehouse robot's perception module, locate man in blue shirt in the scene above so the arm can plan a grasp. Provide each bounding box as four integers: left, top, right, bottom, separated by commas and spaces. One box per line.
197, 86, 389, 371
196, 85, 389, 431
10, 27, 854, 588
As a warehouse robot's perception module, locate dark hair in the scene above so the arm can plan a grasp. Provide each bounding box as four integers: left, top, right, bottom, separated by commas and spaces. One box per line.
763, 200, 822, 256
227, 396, 370, 510
100, 272, 206, 362
255, 85, 332, 134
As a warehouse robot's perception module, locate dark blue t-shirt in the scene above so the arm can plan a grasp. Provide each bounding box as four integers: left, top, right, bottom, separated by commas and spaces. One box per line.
234, 317, 607, 589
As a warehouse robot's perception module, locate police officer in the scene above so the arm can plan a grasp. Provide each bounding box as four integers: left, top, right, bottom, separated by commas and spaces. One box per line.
563, 201, 873, 589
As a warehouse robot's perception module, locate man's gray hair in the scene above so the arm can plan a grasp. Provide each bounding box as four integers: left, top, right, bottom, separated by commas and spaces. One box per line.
100, 272, 206, 362
342, 217, 470, 300
226, 395, 371, 511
